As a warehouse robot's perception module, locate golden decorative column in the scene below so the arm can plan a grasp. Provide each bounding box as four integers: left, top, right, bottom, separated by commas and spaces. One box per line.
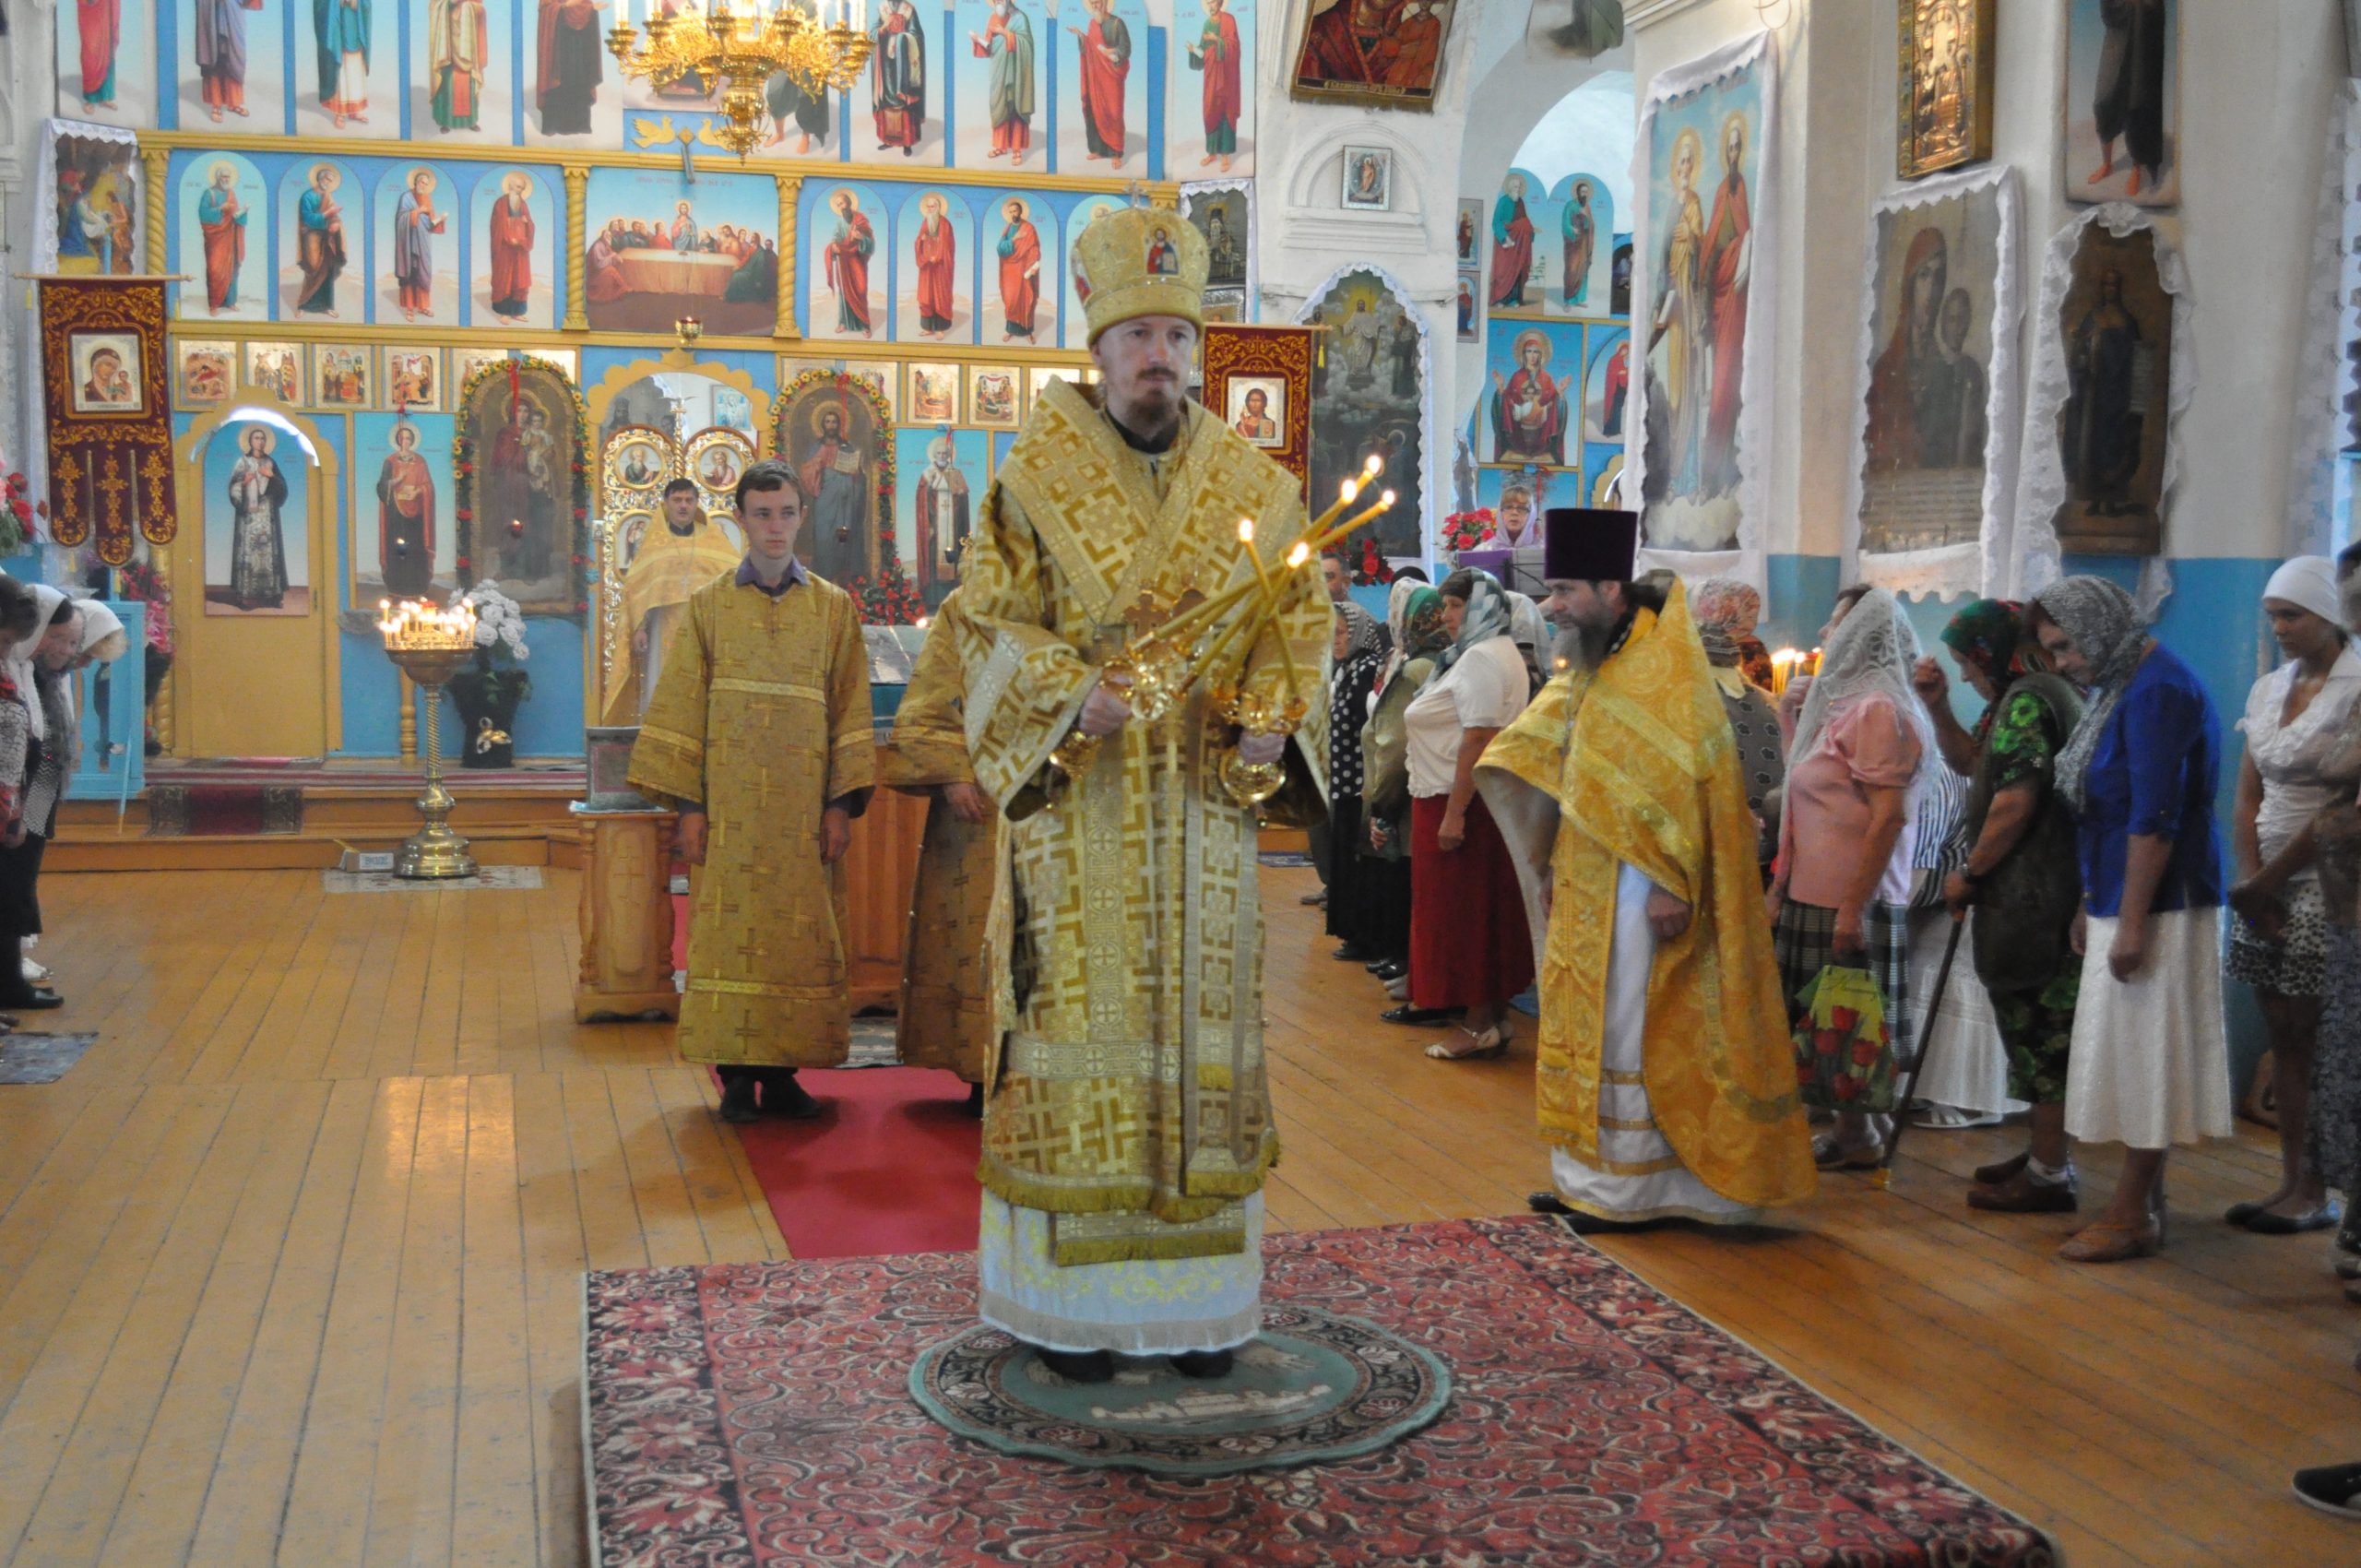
564, 164, 592, 333
774, 173, 801, 341
397, 671, 418, 763
141, 147, 171, 276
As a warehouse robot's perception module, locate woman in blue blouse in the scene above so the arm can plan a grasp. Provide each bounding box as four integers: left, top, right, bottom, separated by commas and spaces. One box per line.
2030, 576, 2233, 1263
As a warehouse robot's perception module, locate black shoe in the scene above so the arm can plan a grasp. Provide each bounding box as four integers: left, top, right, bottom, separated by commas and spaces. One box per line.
1036, 1347, 1115, 1383
758, 1069, 822, 1121
1363, 957, 1393, 974
1169, 1348, 1234, 1379
718, 1071, 761, 1123
1333, 944, 1370, 962
2293, 1460, 2361, 1520
965, 1081, 985, 1117
1527, 1191, 1574, 1216
1372, 960, 1406, 982
1381, 1004, 1461, 1026
0, 988, 64, 1012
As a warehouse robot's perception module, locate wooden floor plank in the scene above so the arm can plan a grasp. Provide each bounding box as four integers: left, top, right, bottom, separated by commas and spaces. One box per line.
179, 1078, 381, 1568
448, 1075, 541, 1568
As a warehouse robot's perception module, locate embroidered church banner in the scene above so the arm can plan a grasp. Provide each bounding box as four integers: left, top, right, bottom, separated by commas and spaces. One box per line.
40, 276, 175, 565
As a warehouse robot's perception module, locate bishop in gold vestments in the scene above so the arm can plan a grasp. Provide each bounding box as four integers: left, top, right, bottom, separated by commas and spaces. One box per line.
603, 482, 744, 724
956, 204, 1328, 1363
879, 590, 994, 1090
1477, 509, 1813, 1225
627, 484, 876, 1088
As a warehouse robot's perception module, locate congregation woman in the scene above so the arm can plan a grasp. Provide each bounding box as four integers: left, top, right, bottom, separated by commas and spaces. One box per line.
1360, 584, 1450, 1000
1770, 586, 1928, 1169
0, 577, 43, 1016
1692, 579, 1784, 873
1323, 601, 1390, 964
1398, 569, 1533, 1059
2210, 557, 2361, 1228
0, 590, 77, 1016
2029, 576, 2231, 1264
1916, 600, 2087, 1212
2224, 556, 2361, 1235
2309, 543, 2361, 1289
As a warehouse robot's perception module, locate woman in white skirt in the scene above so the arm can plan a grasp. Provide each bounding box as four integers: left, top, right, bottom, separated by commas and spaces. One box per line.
2030, 577, 2233, 1263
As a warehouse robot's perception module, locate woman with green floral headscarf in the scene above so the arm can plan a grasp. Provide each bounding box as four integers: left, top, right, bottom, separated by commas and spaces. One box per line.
1358, 587, 1449, 997
1914, 598, 2086, 1214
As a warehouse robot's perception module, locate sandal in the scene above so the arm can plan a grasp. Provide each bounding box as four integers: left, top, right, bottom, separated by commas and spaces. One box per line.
1425, 1025, 1507, 1062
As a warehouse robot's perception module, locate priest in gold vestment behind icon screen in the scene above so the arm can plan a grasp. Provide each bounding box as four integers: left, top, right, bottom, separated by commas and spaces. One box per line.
604, 477, 744, 724
628, 460, 876, 1124
955, 202, 1330, 1382
880, 588, 995, 1111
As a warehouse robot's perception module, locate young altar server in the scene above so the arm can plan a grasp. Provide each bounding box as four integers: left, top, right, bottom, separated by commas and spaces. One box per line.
879, 588, 995, 1112
628, 459, 876, 1124
1477, 508, 1815, 1228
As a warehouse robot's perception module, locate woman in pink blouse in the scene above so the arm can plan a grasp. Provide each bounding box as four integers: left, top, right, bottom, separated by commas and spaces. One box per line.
1769, 586, 1932, 1168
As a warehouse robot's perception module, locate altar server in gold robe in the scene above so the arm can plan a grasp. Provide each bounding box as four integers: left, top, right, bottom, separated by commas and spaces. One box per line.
956, 202, 1329, 1383
604, 478, 745, 724
628, 459, 876, 1124
1477, 509, 1814, 1228
879, 588, 995, 1111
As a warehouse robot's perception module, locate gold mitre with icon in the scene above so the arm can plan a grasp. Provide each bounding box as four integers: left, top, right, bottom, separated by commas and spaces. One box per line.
1070, 200, 1208, 342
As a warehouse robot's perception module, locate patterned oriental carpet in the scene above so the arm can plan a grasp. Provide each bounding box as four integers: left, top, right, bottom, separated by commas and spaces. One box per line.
586, 1216, 2057, 1566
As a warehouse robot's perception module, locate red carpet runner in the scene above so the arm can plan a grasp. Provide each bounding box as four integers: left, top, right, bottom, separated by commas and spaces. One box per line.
732, 1065, 982, 1258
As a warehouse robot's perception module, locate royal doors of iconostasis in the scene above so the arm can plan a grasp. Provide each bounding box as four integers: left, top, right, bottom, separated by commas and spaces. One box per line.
167, 402, 342, 757
586, 356, 766, 728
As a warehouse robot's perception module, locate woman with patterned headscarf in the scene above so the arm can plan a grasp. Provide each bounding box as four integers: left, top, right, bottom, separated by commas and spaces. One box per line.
2222, 557, 2361, 1237
1912, 599, 2087, 1212
1326, 600, 1389, 963
1691, 576, 1775, 692
1361, 587, 1450, 998
1770, 586, 1929, 1169
1398, 569, 1534, 1056
2027, 576, 2230, 1264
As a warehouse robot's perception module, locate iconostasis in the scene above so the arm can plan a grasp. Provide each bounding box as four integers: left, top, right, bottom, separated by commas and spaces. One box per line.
49, 0, 1259, 762
1455, 163, 1631, 547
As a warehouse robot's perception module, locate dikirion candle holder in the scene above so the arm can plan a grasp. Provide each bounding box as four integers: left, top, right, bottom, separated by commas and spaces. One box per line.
375, 598, 481, 880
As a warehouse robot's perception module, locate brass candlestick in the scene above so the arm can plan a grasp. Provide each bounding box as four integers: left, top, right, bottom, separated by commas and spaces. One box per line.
377, 600, 481, 880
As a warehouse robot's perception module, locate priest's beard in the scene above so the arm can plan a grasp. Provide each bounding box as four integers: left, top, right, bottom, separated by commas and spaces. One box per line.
1554, 622, 1614, 673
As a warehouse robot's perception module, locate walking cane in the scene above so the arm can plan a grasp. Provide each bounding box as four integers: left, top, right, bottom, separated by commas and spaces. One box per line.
1873, 905, 1968, 1192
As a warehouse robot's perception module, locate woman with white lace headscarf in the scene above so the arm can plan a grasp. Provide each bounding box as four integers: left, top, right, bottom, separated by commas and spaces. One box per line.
1769, 585, 1930, 1169
2025, 575, 2231, 1264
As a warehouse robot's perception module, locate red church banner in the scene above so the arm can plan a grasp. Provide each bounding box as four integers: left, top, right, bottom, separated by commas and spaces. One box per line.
39, 277, 176, 565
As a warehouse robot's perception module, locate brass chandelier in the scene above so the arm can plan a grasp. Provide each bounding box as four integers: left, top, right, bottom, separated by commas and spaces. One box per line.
608, 2, 875, 161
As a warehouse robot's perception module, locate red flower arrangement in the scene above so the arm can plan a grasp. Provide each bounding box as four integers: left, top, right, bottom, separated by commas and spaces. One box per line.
1349, 535, 1395, 588
113, 556, 173, 656
0, 471, 42, 556
1440, 507, 1494, 554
